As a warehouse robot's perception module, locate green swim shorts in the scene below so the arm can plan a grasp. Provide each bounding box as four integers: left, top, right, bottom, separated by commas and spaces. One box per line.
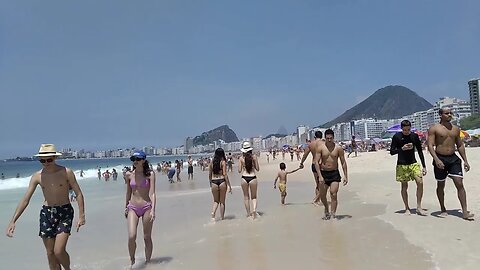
396, 163, 421, 182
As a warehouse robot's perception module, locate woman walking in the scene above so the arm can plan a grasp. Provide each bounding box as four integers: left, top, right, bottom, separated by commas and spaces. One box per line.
124, 150, 156, 267
238, 142, 260, 219
208, 148, 232, 221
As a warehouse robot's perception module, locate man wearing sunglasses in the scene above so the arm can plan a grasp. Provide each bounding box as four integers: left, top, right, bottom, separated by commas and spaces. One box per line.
427, 108, 473, 220
5, 144, 86, 270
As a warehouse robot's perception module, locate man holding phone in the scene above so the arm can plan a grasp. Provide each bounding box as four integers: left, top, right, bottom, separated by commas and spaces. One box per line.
390, 120, 427, 215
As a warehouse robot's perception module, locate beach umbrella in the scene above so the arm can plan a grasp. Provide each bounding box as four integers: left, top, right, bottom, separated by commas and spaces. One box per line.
386, 124, 417, 133
460, 130, 470, 139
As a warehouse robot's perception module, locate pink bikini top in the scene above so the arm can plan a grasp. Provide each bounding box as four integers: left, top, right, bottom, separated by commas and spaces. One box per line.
130, 175, 150, 189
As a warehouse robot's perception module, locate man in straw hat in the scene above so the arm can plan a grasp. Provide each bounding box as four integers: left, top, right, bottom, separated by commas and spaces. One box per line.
5, 144, 86, 270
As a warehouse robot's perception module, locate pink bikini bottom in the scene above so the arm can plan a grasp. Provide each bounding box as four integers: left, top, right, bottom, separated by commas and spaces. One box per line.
127, 202, 152, 217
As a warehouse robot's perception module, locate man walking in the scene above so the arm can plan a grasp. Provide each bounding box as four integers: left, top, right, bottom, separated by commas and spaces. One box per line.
390, 120, 427, 215
427, 108, 473, 220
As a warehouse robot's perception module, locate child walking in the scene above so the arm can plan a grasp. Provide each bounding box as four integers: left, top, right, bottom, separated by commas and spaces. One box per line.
274, 163, 300, 205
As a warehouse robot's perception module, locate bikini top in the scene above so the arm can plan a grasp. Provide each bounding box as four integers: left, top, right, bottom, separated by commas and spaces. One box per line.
130, 174, 150, 189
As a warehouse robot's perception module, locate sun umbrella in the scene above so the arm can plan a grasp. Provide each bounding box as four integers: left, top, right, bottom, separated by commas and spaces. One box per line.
460, 130, 470, 139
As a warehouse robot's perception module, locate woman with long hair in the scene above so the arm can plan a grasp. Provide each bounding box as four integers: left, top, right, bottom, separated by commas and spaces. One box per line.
238, 142, 260, 219
124, 150, 156, 267
209, 148, 232, 221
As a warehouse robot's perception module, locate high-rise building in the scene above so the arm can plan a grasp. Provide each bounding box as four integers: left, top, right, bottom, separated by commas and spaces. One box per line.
469, 79, 479, 115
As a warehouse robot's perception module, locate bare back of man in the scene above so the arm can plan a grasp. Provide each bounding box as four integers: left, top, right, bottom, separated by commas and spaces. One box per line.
427, 109, 473, 220
300, 136, 325, 204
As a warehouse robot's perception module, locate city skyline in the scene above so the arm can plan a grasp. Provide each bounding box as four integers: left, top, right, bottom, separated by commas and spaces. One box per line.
2, 1, 480, 158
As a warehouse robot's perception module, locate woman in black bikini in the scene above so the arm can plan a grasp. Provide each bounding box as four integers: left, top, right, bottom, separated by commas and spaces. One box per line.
209, 148, 232, 221
238, 142, 260, 219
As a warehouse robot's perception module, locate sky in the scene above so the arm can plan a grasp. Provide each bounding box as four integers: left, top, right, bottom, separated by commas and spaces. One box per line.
1, 0, 480, 158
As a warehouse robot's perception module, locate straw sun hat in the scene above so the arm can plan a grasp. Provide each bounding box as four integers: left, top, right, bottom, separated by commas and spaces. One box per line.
240, 141, 253, 153
34, 144, 63, 157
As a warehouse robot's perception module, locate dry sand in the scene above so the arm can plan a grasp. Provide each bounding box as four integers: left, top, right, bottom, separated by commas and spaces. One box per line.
1, 147, 480, 269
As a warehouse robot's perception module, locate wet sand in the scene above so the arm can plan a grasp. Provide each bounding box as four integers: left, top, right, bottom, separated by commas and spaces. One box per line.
2, 148, 480, 269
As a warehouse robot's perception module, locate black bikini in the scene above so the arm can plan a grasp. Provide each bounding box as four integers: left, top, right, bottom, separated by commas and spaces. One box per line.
211, 179, 225, 186
242, 175, 257, 183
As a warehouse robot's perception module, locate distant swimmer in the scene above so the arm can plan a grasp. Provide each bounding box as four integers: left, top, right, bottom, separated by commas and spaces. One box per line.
112, 168, 118, 181
427, 108, 474, 220
238, 142, 260, 219
187, 156, 194, 180
300, 131, 325, 205
97, 168, 101, 180
167, 165, 176, 184
313, 129, 349, 220
390, 120, 427, 215
5, 144, 85, 270
124, 150, 156, 267
274, 163, 300, 205
175, 160, 181, 182
208, 148, 232, 221
16, 173, 20, 178
1, 173, 4, 180
80, 170, 85, 177
103, 170, 111, 181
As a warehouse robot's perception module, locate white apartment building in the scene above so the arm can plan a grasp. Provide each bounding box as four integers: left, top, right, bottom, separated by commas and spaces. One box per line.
469, 79, 479, 115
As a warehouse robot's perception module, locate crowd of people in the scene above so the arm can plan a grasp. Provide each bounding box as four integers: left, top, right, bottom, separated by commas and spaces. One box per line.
4, 108, 475, 270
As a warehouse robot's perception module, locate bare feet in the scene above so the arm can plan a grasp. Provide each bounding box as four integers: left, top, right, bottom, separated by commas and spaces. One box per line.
312, 201, 320, 207
416, 208, 426, 216
331, 213, 337, 220
404, 209, 411, 215
463, 211, 474, 220
252, 211, 257, 220
130, 258, 135, 268
322, 212, 331, 220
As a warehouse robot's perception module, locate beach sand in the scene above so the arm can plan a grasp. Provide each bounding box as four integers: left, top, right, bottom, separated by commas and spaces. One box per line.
1, 148, 480, 269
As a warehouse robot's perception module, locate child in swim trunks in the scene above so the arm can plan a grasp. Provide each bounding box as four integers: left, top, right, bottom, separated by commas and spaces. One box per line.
274, 163, 300, 205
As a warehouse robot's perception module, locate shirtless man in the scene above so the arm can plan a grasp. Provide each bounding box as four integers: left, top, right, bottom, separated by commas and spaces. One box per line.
299, 131, 325, 204
6, 144, 86, 270
313, 129, 348, 220
187, 156, 194, 180
348, 135, 358, 158
427, 108, 473, 220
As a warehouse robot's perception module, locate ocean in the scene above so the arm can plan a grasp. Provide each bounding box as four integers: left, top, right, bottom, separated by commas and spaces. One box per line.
0, 155, 200, 191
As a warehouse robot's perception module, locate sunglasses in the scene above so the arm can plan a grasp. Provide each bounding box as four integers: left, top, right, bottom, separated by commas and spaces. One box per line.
130, 157, 145, 162
39, 158, 54, 163
443, 112, 453, 115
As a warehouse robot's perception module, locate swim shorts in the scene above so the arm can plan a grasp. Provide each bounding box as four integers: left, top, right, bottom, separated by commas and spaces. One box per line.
278, 183, 287, 195
39, 203, 74, 238
396, 163, 421, 182
320, 170, 341, 186
433, 153, 463, 181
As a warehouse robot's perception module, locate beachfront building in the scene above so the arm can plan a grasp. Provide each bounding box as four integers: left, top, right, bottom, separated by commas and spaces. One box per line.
403, 97, 471, 132
184, 137, 194, 154
331, 122, 354, 142
352, 118, 397, 140
297, 125, 309, 144
469, 78, 479, 115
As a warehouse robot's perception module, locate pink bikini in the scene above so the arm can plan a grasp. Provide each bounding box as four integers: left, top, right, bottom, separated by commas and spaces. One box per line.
127, 175, 152, 217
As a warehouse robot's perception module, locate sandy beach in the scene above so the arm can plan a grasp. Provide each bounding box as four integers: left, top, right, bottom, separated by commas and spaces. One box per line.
1, 148, 480, 269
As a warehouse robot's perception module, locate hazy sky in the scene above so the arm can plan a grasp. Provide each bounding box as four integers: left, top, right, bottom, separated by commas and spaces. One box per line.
1, 0, 479, 158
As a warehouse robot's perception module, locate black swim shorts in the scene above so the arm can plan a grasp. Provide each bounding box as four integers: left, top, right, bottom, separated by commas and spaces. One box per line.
311, 163, 317, 173
39, 203, 74, 238
188, 166, 193, 174
320, 170, 342, 186
433, 153, 463, 181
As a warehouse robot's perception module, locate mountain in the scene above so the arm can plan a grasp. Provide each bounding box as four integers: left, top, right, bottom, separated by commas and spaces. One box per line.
192, 125, 239, 146
323, 85, 433, 127
277, 125, 288, 135
265, 133, 287, 139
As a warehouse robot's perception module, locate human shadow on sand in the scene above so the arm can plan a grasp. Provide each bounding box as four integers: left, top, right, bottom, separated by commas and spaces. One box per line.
431, 209, 474, 220
394, 208, 429, 216
333, 214, 353, 220
134, 257, 173, 269
223, 215, 236, 220
284, 202, 315, 206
